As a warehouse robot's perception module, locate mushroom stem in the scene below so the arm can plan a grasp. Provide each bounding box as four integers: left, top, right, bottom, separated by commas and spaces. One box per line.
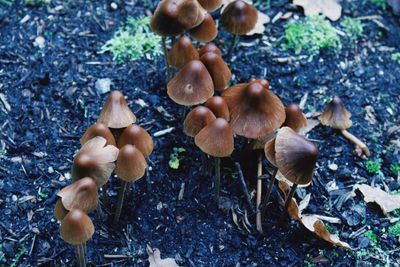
256, 153, 263, 233
145, 168, 151, 191
75, 243, 87, 267
214, 157, 221, 205
227, 34, 238, 58
340, 129, 370, 156
113, 180, 127, 226
235, 162, 254, 212
261, 167, 278, 214
161, 37, 171, 81
280, 183, 298, 222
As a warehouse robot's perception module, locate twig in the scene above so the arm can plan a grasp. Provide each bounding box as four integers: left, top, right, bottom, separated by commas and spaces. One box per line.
235, 162, 254, 212
153, 127, 175, 137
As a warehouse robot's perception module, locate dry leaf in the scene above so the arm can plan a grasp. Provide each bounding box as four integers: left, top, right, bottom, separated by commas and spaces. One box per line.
278, 181, 352, 249
147, 246, 179, 267
355, 184, 400, 215
293, 0, 342, 21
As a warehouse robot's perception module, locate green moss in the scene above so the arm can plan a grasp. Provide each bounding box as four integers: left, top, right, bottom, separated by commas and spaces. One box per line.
364, 230, 378, 246
365, 159, 382, 174
284, 15, 341, 56
388, 221, 400, 236
100, 16, 162, 63
364, 0, 387, 8
341, 17, 364, 41
11, 248, 27, 267
0, 0, 13, 5
390, 162, 400, 176
392, 53, 400, 64
169, 147, 186, 170
24, 0, 50, 5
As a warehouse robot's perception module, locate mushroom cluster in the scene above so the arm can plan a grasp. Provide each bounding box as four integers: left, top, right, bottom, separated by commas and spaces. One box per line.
54, 90, 153, 265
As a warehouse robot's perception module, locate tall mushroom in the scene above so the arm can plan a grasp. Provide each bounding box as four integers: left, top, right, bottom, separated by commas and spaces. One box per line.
282, 103, 308, 133
264, 127, 319, 221
199, 43, 222, 57
222, 79, 285, 233
113, 145, 147, 225
200, 52, 232, 92
205, 96, 230, 121
183, 106, 216, 137
319, 96, 370, 157
80, 123, 116, 147
60, 209, 94, 267
167, 35, 199, 69
197, 0, 223, 12
189, 13, 218, 42
195, 118, 234, 204
220, 0, 258, 56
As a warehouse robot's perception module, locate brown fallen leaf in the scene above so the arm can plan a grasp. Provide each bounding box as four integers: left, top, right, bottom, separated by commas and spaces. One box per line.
355, 184, 400, 215
279, 181, 352, 249
293, 0, 342, 21
147, 246, 180, 267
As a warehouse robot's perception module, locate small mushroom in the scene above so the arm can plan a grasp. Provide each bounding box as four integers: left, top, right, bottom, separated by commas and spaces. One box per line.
113, 145, 147, 225
189, 13, 218, 42
282, 103, 308, 133
97, 91, 136, 141
197, 0, 223, 12
80, 123, 116, 147
167, 35, 199, 69
183, 106, 216, 137
167, 60, 214, 106
319, 96, 370, 157
60, 209, 94, 267
55, 177, 99, 221
195, 118, 234, 204
204, 96, 230, 121
220, 0, 258, 56
200, 52, 232, 92
118, 125, 154, 158
71, 136, 119, 187
199, 43, 222, 57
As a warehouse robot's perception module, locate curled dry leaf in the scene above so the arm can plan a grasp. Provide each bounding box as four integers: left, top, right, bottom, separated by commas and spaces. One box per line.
222, 0, 270, 35
355, 184, 400, 215
293, 0, 342, 21
147, 246, 179, 267
279, 181, 352, 249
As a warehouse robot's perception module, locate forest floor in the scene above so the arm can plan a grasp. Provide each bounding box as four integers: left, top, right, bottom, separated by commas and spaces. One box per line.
0, 0, 399, 266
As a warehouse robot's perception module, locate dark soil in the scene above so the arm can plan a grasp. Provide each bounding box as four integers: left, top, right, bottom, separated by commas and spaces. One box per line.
0, 0, 399, 266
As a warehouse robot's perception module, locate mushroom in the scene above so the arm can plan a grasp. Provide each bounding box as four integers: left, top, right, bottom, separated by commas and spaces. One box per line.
167, 35, 199, 69
319, 96, 370, 157
197, 0, 223, 12
199, 43, 222, 57
97, 91, 136, 141
71, 136, 119, 187
55, 177, 98, 221
183, 106, 216, 137
282, 103, 308, 133
204, 96, 230, 121
60, 209, 94, 267
222, 79, 285, 233
200, 52, 232, 92
167, 60, 214, 106
118, 125, 154, 158
189, 13, 218, 42
220, 0, 258, 56
113, 145, 147, 225
150, 0, 206, 79
80, 123, 116, 147
195, 118, 234, 203
263, 127, 319, 221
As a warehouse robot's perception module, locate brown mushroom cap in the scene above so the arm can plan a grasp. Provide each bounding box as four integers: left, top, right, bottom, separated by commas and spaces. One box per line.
221, 0, 258, 35
97, 91, 136, 129
150, 0, 206, 36
282, 104, 308, 133
58, 177, 98, 214
198, 0, 223, 12
221, 80, 286, 139
184, 106, 217, 137
319, 96, 352, 130
189, 13, 218, 42
200, 52, 232, 92
115, 145, 147, 182
204, 96, 230, 121
167, 60, 214, 106
71, 137, 119, 187
54, 199, 69, 221
167, 35, 199, 69
80, 123, 116, 147
199, 43, 222, 57
118, 125, 154, 157
275, 127, 319, 185
195, 118, 234, 157
60, 209, 94, 245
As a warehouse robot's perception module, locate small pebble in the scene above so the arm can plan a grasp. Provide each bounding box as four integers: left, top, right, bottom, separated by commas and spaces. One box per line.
95, 78, 112, 94
34, 36, 45, 49
110, 2, 118, 10
12, 195, 17, 202
329, 163, 338, 171
48, 166, 54, 174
